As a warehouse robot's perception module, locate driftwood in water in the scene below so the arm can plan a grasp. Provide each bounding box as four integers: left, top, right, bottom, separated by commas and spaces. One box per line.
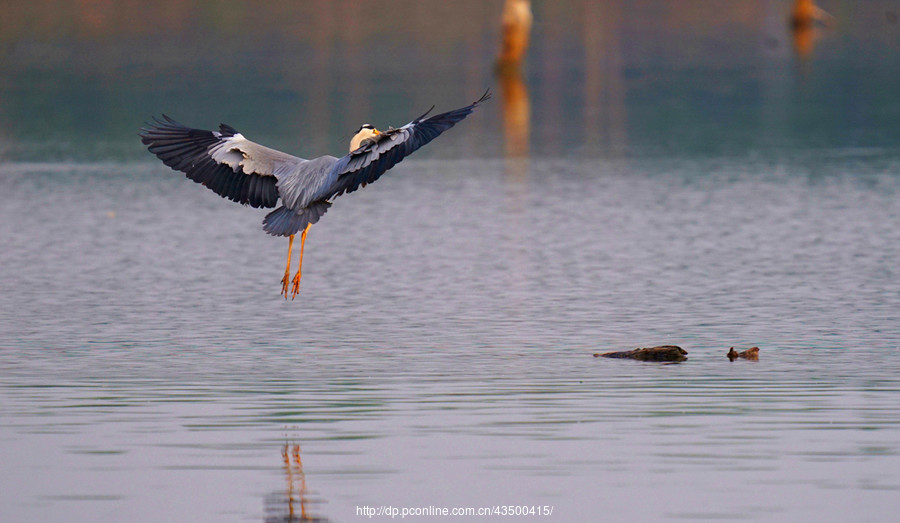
594, 345, 687, 362
727, 347, 759, 361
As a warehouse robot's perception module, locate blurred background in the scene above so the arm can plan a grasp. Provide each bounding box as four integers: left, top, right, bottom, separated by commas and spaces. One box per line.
1, 0, 898, 162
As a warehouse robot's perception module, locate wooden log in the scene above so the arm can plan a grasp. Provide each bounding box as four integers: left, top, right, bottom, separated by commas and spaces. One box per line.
727, 347, 759, 361
594, 345, 687, 362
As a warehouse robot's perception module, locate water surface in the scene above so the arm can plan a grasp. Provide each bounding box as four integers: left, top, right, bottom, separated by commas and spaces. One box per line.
2, 1, 900, 521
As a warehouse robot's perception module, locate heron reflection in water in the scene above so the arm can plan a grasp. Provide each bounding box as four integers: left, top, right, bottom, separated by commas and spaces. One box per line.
264, 443, 328, 523
140, 91, 489, 299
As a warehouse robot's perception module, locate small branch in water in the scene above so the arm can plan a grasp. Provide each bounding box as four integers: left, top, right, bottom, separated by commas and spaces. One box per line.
727, 347, 760, 361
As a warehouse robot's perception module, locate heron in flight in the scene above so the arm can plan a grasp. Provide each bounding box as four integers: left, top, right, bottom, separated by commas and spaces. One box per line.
140, 91, 489, 299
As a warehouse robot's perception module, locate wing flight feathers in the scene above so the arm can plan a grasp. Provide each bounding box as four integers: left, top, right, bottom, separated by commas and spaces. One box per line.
324, 90, 490, 200
139, 116, 303, 208
140, 90, 489, 231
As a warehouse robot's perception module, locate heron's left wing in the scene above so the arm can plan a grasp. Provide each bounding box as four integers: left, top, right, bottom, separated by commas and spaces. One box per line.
140, 116, 306, 208
321, 90, 490, 200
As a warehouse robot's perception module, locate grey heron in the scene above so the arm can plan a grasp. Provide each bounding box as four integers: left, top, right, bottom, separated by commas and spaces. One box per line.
140, 91, 489, 299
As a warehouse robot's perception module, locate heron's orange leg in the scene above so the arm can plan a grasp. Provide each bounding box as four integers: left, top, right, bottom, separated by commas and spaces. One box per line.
290, 224, 312, 300
280, 234, 295, 299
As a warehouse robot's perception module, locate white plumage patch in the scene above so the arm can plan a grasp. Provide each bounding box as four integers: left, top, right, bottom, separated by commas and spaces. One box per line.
208, 133, 276, 175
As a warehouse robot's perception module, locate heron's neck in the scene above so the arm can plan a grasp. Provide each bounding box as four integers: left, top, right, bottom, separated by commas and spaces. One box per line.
350, 129, 379, 152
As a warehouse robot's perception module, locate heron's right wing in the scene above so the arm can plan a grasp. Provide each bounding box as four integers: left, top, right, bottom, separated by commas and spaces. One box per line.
140, 116, 306, 208
321, 90, 491, 200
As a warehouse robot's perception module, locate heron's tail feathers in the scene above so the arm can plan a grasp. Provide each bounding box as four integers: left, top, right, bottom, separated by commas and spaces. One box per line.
262, 202, 331, 237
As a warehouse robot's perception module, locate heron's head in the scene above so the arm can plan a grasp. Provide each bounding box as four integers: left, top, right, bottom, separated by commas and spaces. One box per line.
349, 123, 381, 152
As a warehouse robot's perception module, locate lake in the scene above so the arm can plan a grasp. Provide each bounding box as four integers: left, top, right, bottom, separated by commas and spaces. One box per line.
2, 1, 900, 521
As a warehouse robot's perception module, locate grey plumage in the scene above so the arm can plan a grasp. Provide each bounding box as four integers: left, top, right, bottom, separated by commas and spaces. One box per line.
263, 202, 332, 238
139, 90, 490, 237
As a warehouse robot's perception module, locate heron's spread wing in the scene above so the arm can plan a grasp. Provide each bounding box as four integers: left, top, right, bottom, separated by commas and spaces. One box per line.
322, 90, 490, 200
139, 116, 305, 208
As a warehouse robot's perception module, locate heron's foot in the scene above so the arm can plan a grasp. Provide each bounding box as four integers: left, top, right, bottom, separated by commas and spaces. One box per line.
281, 271, 291, 300
290, 271, 302, 300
